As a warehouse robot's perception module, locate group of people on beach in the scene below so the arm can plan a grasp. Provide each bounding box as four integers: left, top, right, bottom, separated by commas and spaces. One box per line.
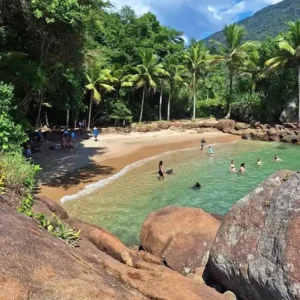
61, 129, 76, 152
229, 155, 282, 174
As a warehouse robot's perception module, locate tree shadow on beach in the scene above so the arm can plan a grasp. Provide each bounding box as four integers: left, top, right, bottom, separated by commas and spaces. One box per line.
41, 163, 115, 189
33, 133, 115, 190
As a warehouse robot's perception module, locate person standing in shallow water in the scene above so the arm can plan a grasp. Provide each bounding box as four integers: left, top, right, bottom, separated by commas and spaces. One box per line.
158, 161, 165, 180
200, 138, 206, 151
239, 163, 246, 174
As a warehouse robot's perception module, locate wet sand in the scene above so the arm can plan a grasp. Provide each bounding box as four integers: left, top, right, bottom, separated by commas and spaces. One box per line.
37, 130, 240, 203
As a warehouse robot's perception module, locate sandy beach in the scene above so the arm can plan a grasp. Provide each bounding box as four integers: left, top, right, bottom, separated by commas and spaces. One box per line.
35, 129, 240, 203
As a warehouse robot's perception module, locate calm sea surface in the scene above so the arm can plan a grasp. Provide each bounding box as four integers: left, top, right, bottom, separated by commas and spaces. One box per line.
63, 140, 300, 245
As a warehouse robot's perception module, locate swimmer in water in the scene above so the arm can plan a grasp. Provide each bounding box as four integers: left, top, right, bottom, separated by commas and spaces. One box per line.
230, 160, 236, 173
166, 169, 173, 175
239, 163, 246, 174
192, 182, 201, 190
257, 159, 263, 165
158, 160, 165, 180
273, 155, 282, 162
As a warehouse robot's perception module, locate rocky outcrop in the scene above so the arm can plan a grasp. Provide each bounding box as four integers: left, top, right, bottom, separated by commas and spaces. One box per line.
140, 206, 220, 275
0, 198, 230, 300
207, 171, 300, 300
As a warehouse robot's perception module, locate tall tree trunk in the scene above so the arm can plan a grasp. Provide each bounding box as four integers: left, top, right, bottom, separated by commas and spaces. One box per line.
66, 108, 70, 128
35, 91, 42, 129
167, 93, 171, 121
45, 108, 49, 128
87, 92, 93, 131
139, 85, 146, 123
298, 65, 300, 124
159, 86, 163, 121
192, 74, 196, 119
225, 71, 233, 119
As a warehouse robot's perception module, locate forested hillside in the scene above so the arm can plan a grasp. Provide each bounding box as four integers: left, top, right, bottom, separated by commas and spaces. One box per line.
206, 0, 300, 42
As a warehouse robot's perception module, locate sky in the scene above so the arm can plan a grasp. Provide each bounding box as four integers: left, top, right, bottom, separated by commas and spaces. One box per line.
108, 0, 283, 42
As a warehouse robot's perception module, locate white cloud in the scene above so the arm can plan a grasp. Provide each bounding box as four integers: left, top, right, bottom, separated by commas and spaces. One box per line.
108, 0, 284, 38
180, 34, 189, 45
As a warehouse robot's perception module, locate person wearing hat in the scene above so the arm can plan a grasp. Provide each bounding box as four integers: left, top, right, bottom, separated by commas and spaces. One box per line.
93, 127, 99, 141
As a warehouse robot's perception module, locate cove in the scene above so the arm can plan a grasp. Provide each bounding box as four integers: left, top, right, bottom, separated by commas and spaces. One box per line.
63, 140, 300, 245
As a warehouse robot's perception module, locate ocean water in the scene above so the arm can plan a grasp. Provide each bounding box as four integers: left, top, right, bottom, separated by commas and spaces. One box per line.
63, 141, 300, 245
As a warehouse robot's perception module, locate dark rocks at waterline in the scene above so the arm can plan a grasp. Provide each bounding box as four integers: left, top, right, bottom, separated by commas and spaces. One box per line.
0, 198, 231, 300
207, 171, 300, 300
140, 206, 221, 275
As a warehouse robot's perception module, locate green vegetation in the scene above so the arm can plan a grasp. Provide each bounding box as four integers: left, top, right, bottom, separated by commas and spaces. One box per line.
1, 0, 300, 128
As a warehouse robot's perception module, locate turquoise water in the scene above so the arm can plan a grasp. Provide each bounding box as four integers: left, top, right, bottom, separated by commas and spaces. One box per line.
63, 141, 300, 245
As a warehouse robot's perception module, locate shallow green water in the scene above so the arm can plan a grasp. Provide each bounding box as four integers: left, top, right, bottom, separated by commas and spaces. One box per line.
63, 141, 300, 245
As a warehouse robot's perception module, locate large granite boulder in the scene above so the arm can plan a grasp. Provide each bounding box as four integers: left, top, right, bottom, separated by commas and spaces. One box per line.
0, 201, 230, 300
141, 206, 220, 275
215, 120, 236, 133
281, 135, 300, 143
207, 171, 300, 300
146, 123, 158, 132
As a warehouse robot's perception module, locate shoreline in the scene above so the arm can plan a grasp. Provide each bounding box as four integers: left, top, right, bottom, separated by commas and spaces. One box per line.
37, 131, 240, 203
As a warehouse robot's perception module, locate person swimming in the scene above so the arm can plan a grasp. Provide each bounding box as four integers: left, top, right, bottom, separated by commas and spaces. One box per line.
192, 182, 201, 190
273, 155, 282, 162
208, 146, 213, 156
239, 163, 246, 174
166, 169, 173, 175
230, 160, 236, 172
257, 159, 263, 165
158, 160, 165, 180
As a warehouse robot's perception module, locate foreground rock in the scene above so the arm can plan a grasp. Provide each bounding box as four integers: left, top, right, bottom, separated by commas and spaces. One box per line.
0, 199, 229, 300
207, 171, 300, 300
141, 206, 220, 275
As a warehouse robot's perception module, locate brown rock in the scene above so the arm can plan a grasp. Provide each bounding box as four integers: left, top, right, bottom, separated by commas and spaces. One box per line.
160, 122, 170, 130
268, 127, 279, 136
242, 133, 251, 140
252, 132, 264, 141
207, 171, 300, 300
281, 135, 300, 143
215, 120, 236, 132
33, 195, 69, 219
269, 135, 280, 142
146, 123, 158, 132
0, 204, 227, 300
262, 134, 270, 141
283, 122, 297, 129
234, 122, 247, 130
182, 123, 192, 129
137, 126, 147, 133
140, 206, 220, 274
250, 120, 260, 128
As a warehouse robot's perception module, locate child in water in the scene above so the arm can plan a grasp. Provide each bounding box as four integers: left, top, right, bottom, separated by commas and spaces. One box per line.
230, 160, 236, 172
257, 159, 263, 165
273, 155, 282, 162
208, 146, 213, 156
239, 163, 246, 174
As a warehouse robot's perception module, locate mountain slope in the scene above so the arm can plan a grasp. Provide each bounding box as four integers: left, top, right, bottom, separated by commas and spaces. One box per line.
205, 0, 300, 42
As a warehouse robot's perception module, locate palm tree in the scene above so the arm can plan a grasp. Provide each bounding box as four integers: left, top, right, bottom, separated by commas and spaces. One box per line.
211, 24, 255, 117
164, 57, 187, 121
122, 49, 167, 123
265, 20, 300, 123
85, 66, 116, 131
184, 43, 210, 119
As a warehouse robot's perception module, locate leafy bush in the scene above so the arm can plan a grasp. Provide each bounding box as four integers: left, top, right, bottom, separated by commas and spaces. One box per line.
0, 152, 40, 194
0, 82, 14, 114
0, 113, 28, 151
196, 99, 226, 118
36, 213, 80, 246
231, 92, 263, 122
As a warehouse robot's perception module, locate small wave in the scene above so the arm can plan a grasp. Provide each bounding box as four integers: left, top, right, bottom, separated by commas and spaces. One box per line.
60, 141, 237, 203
